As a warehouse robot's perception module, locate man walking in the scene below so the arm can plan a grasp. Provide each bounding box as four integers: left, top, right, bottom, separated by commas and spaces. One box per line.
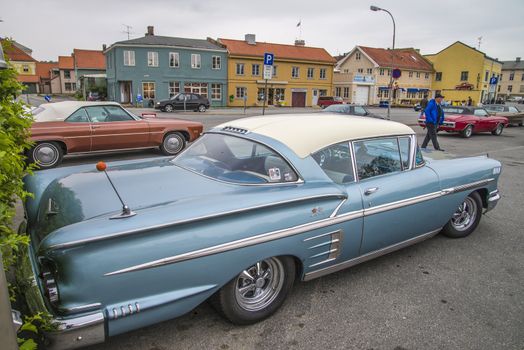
421, 93, 445, 151
419, 94, 428, 116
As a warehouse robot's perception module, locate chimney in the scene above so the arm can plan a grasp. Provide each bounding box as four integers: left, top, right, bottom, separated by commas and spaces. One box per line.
146, 26, 154, 36
294, 39, 305, 46
245, 34, 256, 45
517, 57, 521, 62
102, 44, 107, 51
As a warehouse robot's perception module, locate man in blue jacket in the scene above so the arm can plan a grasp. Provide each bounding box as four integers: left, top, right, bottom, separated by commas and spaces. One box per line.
421, 93, 445, 151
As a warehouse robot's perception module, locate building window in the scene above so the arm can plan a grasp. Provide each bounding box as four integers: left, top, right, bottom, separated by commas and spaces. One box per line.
343, 69, 350, 73
379, 68, 385, 76
357, 68, 364, 73
275, 88, 285, 102
212, 56, 221, 70
520, 85, 524, 93
507, 85, 513, 92
460, 71, 469, 81
366, 68, 373, 74
252, 64, 260, 76
169, 52, 180, 68
500, 74, 503, 81
236, 63, 244, 75
378, 89, 389, 98
64, 82, 73, 91
191, 54, 201, 69
168, 82, 180, 98
307, 68, 314, 79
22, 65, 29, 73
335, 87, 341, 97
416, 72, 420, 78
356, 52, 361, 60
184, 82, 208, 96
236, 87, 247, 99
319, 89, 328, 96
211, 84, 222, 100
272, 65, 278, 77
435, 72, 442, 81
343, 87, 349, 98
63, 70, 71, 79
124, 50, 135, 66
407, 91, 417, 98
387, 69, 390, 76
292, 66, 299, 78
147, 51, 158, 67
498, 85, 501, 92
408, 71, 413, 78
522, 74, 524, 81
142, 82, 155, 99
320, 68, 326, 79
509, 72, 515, 81
425, 73, 429, 79
485, 71, 489, 82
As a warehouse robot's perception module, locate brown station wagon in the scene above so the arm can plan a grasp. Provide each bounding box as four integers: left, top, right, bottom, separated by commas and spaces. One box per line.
28, 101, 203, 169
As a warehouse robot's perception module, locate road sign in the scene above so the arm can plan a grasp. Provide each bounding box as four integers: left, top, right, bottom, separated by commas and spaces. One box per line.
44, 95, 51, 102
392, 68, 401, 79
264, 53, 274, 66
136, 94, 143, 102
263, 65, 273, 80
489, 76, 498, 85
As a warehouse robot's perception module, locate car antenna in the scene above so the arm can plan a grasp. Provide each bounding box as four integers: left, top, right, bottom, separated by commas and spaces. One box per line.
96, 161, 137, 219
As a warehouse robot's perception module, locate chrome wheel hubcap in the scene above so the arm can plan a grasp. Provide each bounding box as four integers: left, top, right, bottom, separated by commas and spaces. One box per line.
34, 144, 58, 166
234, 258, 284, 312
165, 105, 173, 112
451, 197, 477, 231
164, 135, 182, 154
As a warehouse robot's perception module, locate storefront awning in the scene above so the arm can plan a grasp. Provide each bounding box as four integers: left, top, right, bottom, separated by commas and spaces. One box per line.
407, 88, 419, 93
378, 86, 389, 91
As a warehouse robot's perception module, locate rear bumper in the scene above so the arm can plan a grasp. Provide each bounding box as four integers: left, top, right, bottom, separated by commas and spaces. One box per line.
486, 189, 500, 212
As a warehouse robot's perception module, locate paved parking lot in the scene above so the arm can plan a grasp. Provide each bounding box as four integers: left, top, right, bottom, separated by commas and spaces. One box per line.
19, 106, 524, 349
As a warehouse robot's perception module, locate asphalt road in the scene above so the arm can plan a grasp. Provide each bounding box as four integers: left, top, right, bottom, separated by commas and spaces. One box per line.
71, 108, 523, 350
17, 102, 524, 349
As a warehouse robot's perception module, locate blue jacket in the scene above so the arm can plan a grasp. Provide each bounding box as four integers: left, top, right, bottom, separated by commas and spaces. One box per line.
424, 99, 444, 125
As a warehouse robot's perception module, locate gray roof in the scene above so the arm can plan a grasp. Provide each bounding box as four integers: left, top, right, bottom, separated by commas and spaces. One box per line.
502, 60, 524, 70
110, 35, 225, 51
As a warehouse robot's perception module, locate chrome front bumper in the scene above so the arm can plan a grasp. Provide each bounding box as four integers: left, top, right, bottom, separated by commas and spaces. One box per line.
486, 189, 500, 212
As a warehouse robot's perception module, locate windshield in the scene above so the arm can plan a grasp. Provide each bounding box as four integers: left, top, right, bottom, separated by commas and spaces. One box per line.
174, 133, 299, 184
323, 104, 350, 113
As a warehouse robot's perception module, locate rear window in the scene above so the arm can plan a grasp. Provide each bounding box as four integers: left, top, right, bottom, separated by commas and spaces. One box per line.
443, 107, 469, 114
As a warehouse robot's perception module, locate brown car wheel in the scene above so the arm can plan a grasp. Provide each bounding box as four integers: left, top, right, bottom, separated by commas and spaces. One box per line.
159, 132, 186, 155
29, 141, 64, 169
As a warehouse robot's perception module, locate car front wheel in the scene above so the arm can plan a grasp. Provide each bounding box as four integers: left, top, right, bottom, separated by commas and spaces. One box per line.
197, 104, 207, 112
29, 141, 63, 169
461, 125, 473, 138
164, 104, 174, 113
491, 123, 503, 136
159, 132, 186, 155
211, 256, 295, 325
441, 192, 482, 238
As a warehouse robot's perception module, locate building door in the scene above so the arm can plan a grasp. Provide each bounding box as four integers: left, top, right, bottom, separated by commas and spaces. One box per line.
292, 91, 306, 107
120, 81, 132, 104
355, 86, 369, 105
312, 89, 319, 105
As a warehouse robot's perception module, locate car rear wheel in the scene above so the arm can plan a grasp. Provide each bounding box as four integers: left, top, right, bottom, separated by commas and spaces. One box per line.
29, 141, 63, 169
491, 123, 504, 136
164, 104, 174, 113
461, 125, 473, 138
441, 192, 482, 238
159, 132, 186, 155
211, 256, 295, 325
197, 104, 207, 112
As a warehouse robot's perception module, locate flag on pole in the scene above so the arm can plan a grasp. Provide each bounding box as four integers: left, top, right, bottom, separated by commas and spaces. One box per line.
296, 20, 301, 27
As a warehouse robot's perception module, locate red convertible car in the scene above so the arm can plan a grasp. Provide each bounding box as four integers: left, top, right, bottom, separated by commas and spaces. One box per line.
418, 106, 509, 138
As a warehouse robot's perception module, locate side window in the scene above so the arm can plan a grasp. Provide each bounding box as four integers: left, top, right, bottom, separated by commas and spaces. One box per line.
177, 94, 186, 101
354, 138, 402, 180
398, 137, 411, 170
66, 108, 89, 123
508, 106, 518, 113
85, 106, 108, 123
415, 146, 425, 167
473, 109, 489, 117
353, 106, 367, 116
191, 94, 199, 100
103, 106, 135, 122
312, 142, 355, 184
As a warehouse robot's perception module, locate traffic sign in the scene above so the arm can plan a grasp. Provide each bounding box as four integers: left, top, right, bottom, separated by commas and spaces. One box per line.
392, 68, 401, 79
489, 76, 498, 85
264, 53, 274, 66
263, 65, 273, 80
44, 95, 51, 102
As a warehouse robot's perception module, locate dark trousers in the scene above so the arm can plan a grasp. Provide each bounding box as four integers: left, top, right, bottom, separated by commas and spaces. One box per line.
421, 123, 440, 150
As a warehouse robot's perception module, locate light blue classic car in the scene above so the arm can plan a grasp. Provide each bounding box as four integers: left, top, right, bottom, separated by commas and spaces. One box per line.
19, 114, 501, 349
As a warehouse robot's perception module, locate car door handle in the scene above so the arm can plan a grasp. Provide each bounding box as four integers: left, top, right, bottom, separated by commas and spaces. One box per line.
91, 125, 101, 129
364, 187, 379, 196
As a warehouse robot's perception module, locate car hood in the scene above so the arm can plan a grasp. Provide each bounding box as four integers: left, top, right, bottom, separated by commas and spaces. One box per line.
29, 158, 343, 251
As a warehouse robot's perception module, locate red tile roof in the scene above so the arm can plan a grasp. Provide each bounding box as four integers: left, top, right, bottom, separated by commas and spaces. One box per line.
1, 39, 36, 62
58, 56, 74, 69
359, 46, 434, 71
36, 61, 58, 79
73, 49, 106, 69
18, 75, 40, 83
219, 38, 336, 64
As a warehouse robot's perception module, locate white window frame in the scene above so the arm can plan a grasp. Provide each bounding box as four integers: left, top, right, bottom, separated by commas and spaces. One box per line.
343, 87, 350, 98
320, 68, 327, 80
292, 66, 299, 78
272, 65, 278, 77
307, 68, 314, 79
211, 83, 222, 100
168, 82, 180, 98
236, 63, 245, 75
142, 82, 155, 99
212, 56, 221, 70
356, 52, 361, 60
236, 86, 247, 99
366, 68, 373, 74
252, 64, 260, 76
147, 51, 158, 67
191, 54, 201, 69
169, 52, 180, 68
124, 50, 135, 66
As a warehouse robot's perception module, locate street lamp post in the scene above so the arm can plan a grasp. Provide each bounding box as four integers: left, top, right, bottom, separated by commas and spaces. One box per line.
370, 5, 396, 120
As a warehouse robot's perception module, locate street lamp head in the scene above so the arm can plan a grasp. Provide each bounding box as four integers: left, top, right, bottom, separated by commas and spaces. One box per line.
370, 5, 381, 11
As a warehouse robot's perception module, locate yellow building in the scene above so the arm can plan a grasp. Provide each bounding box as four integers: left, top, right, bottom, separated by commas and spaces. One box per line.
1, 39, 39, 93
425, 41, 502, 105
218, 35, 335, 107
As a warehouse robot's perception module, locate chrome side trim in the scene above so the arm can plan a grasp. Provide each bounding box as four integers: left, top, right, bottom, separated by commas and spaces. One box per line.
45, 312, 105, 350
60, 303, 102, 313
304, 228, 441, 281
330, 199, 347, 218
48, 193, 346, 251
103, 178, 494, 276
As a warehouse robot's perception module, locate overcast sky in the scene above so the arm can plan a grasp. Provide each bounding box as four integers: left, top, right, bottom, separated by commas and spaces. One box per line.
2, 0, 523, 62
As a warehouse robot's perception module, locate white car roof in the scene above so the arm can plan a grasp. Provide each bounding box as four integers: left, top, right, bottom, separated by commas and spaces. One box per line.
217, 113, 415, 158
32, 101, 122, 122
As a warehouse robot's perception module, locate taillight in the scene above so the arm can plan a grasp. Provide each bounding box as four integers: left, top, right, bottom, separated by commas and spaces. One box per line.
39, 261, 60, 307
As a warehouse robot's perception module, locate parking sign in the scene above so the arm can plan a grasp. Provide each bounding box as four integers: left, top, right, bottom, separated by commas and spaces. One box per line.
264, 53, 274, 66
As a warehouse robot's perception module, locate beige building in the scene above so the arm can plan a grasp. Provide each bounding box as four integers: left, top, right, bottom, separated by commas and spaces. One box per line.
58, 56, 76, 94
499, 57, 524, 100
334, 46, 434, 105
